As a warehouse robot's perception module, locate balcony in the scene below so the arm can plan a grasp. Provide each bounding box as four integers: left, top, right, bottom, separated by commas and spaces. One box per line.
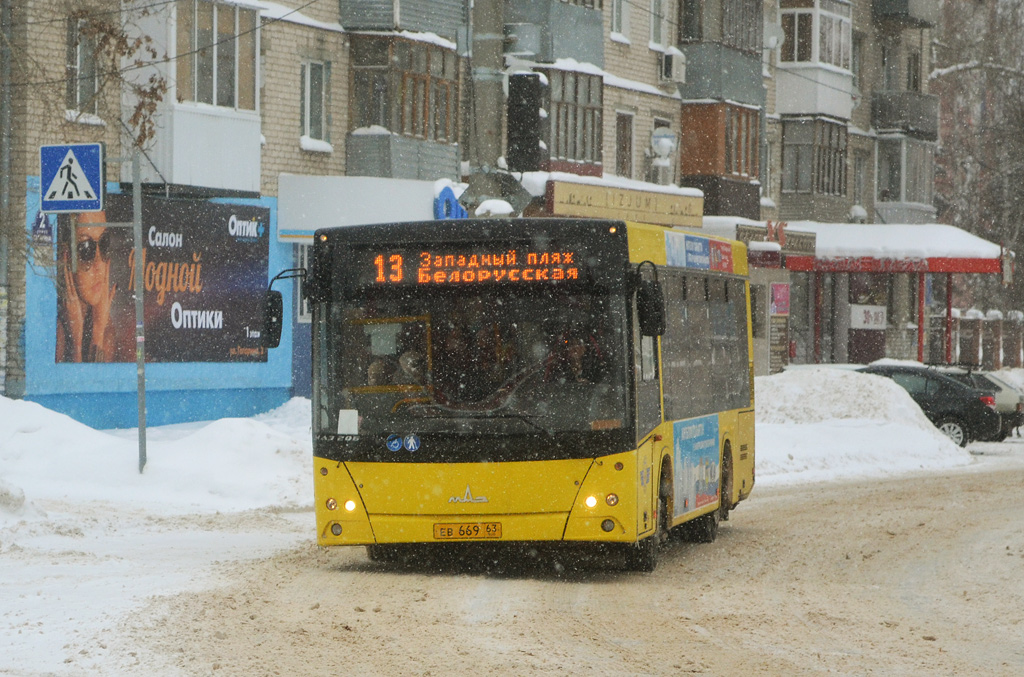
346, 132, 460, 181
339, 0, 465, 40
505, 0, 603, 66
872, 0, 939, 28
776, 65, 854, 120
124, 103, 261, 193
675, 43, 763, 106
872, 91, 939, 141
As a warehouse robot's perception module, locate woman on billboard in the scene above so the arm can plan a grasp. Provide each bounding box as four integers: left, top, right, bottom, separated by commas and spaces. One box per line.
56, 211, 116, 362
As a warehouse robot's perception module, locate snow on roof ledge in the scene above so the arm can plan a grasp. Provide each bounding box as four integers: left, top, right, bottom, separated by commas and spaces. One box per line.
520, 171, 704, 199
702, 217, 1005, 263
788, 221, 1003, 260
255, 1, 344, 32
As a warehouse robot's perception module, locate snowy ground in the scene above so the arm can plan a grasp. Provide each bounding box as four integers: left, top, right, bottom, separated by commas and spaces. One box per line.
1, 367, 1022, 675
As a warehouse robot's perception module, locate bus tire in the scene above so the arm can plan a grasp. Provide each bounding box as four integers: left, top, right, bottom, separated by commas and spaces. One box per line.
366, 544, 405, 563
683, 507, 719, 544
720, 444, 733, 522
625, 496, 663, 572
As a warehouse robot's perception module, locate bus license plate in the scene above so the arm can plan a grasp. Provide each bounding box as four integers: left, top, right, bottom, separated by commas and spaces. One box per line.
433, 522, 502, 540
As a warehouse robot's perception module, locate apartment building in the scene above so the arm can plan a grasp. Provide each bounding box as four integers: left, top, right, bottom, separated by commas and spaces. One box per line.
0, 0, 1004, 423
762, 0, 944, 365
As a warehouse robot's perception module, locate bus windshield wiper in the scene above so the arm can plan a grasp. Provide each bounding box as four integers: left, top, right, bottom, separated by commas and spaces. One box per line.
486, 413, 554, 437
410, 405, 553, 436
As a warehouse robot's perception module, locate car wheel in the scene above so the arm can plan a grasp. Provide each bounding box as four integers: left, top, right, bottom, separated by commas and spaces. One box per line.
938, 418, 967, 447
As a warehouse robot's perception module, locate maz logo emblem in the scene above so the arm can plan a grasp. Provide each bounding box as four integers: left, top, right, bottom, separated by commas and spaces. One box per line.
449, 485, 488, 503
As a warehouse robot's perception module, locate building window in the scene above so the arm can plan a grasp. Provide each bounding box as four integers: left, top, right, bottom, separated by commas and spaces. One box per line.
878, 138, 901, 202
650, 0, 665, 46
616, 112, 634, 178
611, 0, 629, 35
780, 11, 812, 62
879, 137, 933, 204
905, 139, 933, 204
851, 33, 863, 88
547, 69, 603, 165
881, 41, 899, 90
301, 61, 329, 141
648, 117, 675, 184
853, 152, 867, 205
780, 0, 850, 69
679, 0, 702, 41
351, 36, 459, 143
723, 0, 762, 53
725, 107, 759, 179
907, 51, 921, 92
782, 118, 847, 196
66, 20, 99, 115
176, 0, 258, 110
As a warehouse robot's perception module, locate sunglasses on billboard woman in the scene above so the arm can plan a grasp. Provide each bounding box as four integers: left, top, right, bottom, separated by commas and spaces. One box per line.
75, 230, 112, 268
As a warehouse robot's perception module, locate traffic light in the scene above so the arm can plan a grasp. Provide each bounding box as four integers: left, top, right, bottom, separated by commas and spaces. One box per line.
506, 73, 543, 172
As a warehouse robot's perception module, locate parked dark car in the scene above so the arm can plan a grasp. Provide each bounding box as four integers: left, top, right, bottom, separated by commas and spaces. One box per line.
934, 367, 1024, 441
857, 364, 1001, 447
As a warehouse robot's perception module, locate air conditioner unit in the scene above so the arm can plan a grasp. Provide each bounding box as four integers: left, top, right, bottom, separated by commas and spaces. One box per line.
660, 50, 686, 84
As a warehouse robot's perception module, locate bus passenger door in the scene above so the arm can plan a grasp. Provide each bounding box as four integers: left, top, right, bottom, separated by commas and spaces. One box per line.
634, 301, 662, 535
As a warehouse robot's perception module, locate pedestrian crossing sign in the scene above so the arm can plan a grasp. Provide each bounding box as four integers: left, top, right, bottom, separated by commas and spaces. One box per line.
40, 143, 104, 213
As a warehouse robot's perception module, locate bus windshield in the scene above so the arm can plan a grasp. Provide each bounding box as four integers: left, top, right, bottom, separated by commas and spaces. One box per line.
316, 287, 628, 438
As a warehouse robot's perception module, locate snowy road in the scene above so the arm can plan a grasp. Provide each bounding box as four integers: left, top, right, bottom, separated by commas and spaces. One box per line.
4, 371, 1023, 676
61, 444, 1024, 677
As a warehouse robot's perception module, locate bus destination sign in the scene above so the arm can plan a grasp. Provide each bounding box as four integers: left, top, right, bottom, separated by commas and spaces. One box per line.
361, 247, 583, 286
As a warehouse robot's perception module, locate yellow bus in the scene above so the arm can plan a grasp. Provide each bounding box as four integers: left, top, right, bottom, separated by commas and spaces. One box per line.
265, 217, 754, 570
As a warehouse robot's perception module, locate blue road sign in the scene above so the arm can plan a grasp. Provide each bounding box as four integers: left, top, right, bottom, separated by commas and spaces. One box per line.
40, 143, 104, 213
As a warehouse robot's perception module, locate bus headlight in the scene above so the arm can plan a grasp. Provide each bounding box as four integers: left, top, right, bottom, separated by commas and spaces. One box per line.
585, 495, 597, 508
326, 498, 338, 510
344, 500, 357, 512
605, 493, 619, 506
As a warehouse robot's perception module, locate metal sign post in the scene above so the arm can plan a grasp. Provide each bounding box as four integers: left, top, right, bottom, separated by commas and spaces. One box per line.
102, 150, 147, 473
40, 142, 146, 472
130, 150, 146, 473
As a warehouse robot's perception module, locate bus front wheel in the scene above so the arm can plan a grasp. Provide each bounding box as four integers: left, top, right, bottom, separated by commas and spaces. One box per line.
625, 496, 665, 572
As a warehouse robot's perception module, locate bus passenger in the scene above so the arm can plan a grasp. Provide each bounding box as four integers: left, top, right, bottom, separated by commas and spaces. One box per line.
394, 350, 425, 385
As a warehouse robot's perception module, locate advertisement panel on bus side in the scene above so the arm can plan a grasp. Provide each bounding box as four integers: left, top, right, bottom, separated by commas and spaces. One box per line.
672, 414, 721, 517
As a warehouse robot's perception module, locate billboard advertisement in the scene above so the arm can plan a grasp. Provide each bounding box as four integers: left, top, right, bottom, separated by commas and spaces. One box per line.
55, 193, 269, 363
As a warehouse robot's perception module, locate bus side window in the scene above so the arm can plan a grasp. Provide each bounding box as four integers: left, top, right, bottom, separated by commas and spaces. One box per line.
640, 336, 657, 381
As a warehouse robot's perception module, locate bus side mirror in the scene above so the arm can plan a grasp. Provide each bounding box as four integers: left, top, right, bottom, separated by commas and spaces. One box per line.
263, 290, 283, 349
637, 279, 665, 337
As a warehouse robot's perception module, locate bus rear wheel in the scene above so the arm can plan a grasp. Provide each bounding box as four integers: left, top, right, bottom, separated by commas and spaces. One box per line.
683, 507, 720, 543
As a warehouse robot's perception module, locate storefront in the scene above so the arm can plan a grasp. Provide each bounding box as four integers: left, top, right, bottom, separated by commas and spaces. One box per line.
703, 217, 817, 376
783, 222, 1010, 366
